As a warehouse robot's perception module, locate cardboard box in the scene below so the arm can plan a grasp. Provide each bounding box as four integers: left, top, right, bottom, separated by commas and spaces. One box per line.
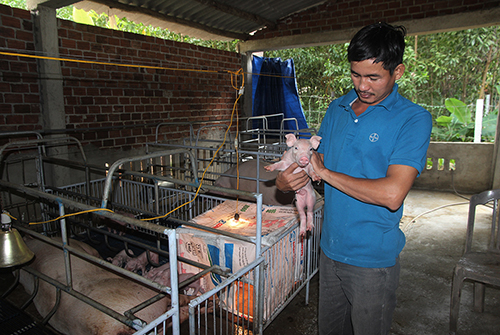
176, 200, 304, 319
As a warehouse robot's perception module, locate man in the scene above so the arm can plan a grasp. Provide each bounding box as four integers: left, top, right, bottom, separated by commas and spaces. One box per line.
276, 22, 432, 334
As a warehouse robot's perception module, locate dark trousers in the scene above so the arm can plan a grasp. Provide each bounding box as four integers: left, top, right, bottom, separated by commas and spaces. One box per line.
318, 250, 400, 335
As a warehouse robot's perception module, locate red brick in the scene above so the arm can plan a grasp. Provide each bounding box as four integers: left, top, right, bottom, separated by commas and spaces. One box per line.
15, 30, 32, 42
376, 3, 389, 10
0, 4, 12, 15
23, 114, 38, 124
61, 38, 77, 48
388, 2, 402, 9
24, 94, 39, 104
2, 15, 21, 29
7, 39, 25, 50
408, 5, 422, 14
76, 41, 90, 50
80, 97, 94, 105
0, 26, 15, 39
67, 29, 82, 41
4, 93, 23, 103
82, 32, 95, 42
396, 7, 409, 15
434, 1, 451, 10
12, 7, 31, 20
6, 114, 23, 123
0, 103, 12, 113
96, 35, 108, 44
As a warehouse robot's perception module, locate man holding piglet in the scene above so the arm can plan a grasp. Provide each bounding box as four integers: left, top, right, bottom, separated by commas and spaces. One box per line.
276, 22, 432, 335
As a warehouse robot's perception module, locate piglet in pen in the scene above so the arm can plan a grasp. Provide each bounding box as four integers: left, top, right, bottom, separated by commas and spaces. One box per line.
124, 250, 160, 275
264, 133, 322, 237
145, 262, 204, 296
107, 248, 134, 267
110, 249, 203, 295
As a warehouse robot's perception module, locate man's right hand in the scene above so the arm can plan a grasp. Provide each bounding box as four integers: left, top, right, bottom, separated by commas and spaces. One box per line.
275, 162, 310, 192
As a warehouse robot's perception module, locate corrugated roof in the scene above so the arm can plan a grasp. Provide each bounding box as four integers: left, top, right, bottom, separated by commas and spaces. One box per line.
72, 0, 328, 41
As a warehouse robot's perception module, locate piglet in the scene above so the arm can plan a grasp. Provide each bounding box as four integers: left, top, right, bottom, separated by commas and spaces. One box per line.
107, 249, 134, 267
264, 133, 322, 237
145, 263, 203, 296
124, 250, 159, 275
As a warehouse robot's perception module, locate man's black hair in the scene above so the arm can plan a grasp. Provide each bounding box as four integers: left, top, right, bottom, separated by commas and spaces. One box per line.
347, 22, 406, 75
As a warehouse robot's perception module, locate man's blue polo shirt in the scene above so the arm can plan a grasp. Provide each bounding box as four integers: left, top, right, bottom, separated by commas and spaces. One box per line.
317, 84, 432, 268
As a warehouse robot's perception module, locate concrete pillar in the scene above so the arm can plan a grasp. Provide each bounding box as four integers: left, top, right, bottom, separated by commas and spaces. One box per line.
29, 4, 65, 130
29, 3, 69, 187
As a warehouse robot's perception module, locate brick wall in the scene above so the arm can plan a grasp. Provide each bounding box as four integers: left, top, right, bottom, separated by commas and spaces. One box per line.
0, 5, 39, 132
249, 0, 500, 40
0, 4, 242, 152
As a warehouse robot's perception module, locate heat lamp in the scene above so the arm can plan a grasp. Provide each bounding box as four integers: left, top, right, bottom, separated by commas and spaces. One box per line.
0, 213, 34, 268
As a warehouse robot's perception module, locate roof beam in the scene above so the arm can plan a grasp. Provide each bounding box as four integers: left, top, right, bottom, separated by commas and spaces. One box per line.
192, 0, 276, 30
238, 27, 357, 53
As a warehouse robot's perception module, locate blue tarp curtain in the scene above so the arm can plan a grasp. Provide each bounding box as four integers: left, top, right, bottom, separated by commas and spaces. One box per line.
252, 55, 308, 132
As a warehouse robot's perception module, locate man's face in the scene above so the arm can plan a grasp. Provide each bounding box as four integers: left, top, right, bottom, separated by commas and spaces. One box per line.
350, 59, 404, 106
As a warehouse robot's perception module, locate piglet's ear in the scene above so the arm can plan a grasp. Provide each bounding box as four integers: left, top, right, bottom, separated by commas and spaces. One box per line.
285, 133, 297, 147
310, 136, 322, 149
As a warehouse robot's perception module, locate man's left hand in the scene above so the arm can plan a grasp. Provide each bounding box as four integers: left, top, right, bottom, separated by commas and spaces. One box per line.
310, 151, 325, 181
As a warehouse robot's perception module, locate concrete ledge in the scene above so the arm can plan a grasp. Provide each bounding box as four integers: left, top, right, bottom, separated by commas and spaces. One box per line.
414, 142, 494, 193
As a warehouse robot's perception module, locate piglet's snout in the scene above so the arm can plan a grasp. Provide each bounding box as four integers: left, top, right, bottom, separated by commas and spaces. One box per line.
298, 156, 310, 167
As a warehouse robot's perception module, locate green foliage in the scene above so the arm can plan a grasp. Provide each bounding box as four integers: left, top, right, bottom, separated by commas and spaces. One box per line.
0, 0, 25, 9
482, 113, 498, 138
72, 7, 94, 25
397, 40, 429, 102
432, 98, 497, 142
56, 6, 72, 20
445, 98, 471, 125
399, 28, 500, 108
433, 98, 473, 141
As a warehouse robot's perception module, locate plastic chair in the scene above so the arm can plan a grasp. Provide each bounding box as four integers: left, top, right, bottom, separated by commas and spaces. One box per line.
450, 189, 500, 334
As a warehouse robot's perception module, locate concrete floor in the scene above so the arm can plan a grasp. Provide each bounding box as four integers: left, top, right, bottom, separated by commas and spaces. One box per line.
265, 189, 500, 335
2, 190, 500, 334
